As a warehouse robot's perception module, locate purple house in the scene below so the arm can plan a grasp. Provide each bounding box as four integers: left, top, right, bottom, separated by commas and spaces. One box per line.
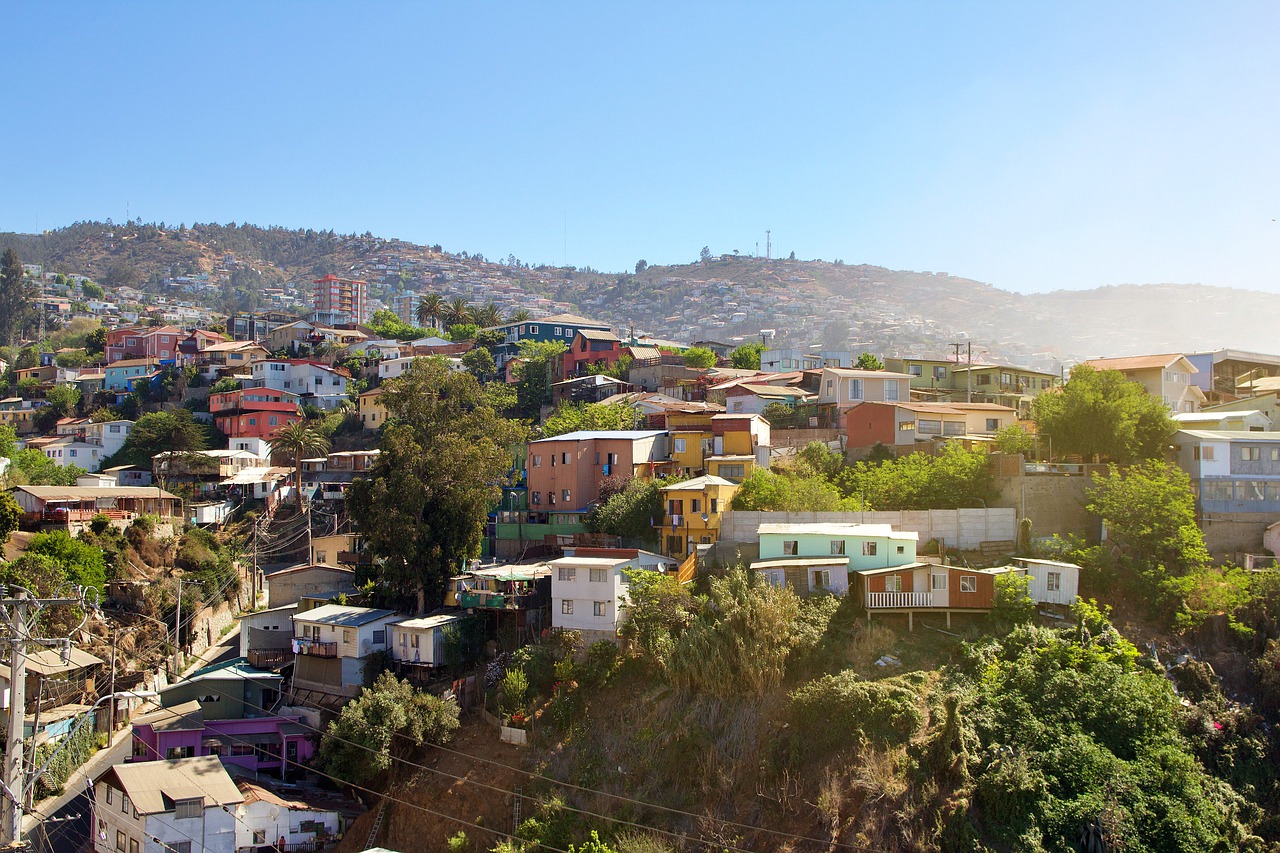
129, 700, 314, 778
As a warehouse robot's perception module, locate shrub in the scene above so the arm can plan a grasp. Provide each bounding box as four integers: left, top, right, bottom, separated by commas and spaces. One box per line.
88, 513, 112, 536
788, 671, 926, 759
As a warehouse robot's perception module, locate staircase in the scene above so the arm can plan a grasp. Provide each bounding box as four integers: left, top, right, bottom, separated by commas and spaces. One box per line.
365, 799, 388, 848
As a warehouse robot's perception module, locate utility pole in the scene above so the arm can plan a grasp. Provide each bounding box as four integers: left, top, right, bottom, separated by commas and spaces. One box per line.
967, 341, 973, 403
1, 585, 94, 849
766, 230, 771, 260
173, 576, 182, 675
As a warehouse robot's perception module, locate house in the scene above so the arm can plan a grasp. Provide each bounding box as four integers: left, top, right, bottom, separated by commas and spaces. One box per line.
753, 522, 921, 597
358, 386, 390, 431
657, 475, 739, 557
209, 387, 302, 439
852, 564, 1000, 630
525, 430, 669, 518
0, 647, 103, 734
561, 328, 623, 378
1204, 392, 1280, 430
153, 449, 261, 496
1186, 348, 1280, 401
299, 449, 380, 504
1083, 353, 1206, 413
265, 564, 357, 608
551, 374, 635, 405
844, 401, 1017, 456
291, 604, 403, 699
1172, 429, 1280, 552
883, 357, 956, 390
941, 364, 1059, 416
91, 755, 242, 853
0, 397, 42, 434
1005, 557, 1080, 605
193, 340, 270, 374
815, 367, 914, 409
1173, 410, 1272, 432
722, 382, 812, 415
249, 360, 350, 410
128, 699, 315, 777
762, 349, 851, 372
158, 657, 285, 720
7, 484, 182, 523
103, 325, 183, 363
240, 604, 298, 670
265, 319, 320, 354
389, 612, 472, 676
705, 413, 771, 482
233, 778, 358, 852
104, 358, 162, 391
446, 563, 552, 642
489, 313, 614, 367
549, 548, 675, 642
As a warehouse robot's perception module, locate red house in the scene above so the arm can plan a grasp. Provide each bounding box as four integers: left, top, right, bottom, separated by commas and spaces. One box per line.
104, 325, 184, 363
561, 329, 623, 379
210, 387, 303, 439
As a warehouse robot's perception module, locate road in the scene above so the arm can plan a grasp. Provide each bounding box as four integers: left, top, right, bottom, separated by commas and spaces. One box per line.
23, 619, 243, 853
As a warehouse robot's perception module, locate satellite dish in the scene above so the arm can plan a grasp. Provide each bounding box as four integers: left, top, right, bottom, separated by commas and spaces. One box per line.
270, 807, 280, 820
701, 513, 709, 522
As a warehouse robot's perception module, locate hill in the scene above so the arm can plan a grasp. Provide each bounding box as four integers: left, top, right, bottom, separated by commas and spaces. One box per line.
4, 220, 1277, 366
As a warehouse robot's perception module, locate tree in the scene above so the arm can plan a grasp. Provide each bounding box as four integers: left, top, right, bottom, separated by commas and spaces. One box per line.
0, 248, 33, 346
80, 280, 105, 300
730, 467, 856, 512
268, 421, 331, 510
855, 352, 885, 371
445, 323, 477, 342
699, 246, 712, 262
541, 401, 635, 438
109, 410, 207, 469
585, 477, 664, 543
102, 259, 140, 290
473, 302, 502, 328
1086, 460, 1209, 578
443, 296, 473, 328
318, 671, 459, 786
0, 492, 19, 546
509, 308, 532, 323
460, 346, 498, 383
634, 259, 648, 274
992, 423, 1036, 457
415, 293, 444, 329
512, 340, 568, 420
5, 449, 87, 486
730, 342, 766, 370
84, 325, 107, 356
760, 401, 801, 429
839, 444, 996, 510
1031, 364, 1175, 463
347, 358, 526, 611
682, 347, 717, 369
0, 424, 16, 460
34, 384, 81, 432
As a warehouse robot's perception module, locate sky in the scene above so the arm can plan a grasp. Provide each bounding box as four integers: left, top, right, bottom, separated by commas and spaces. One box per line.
3, 2, 1279, 294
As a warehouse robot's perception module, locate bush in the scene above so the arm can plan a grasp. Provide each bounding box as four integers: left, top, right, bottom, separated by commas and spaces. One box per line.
788, 671, 926, 759
88, 513, 112, 536
25, 530, 107, 595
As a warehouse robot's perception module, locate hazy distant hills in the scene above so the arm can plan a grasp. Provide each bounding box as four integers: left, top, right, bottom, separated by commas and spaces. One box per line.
3, 221, 1277, 363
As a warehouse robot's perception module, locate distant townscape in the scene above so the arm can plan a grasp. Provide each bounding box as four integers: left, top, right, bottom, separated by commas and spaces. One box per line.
2, 224, 1280, 852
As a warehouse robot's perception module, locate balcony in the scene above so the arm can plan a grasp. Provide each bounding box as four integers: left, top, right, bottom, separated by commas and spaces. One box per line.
458, 591, 540, 610
866, 591, 933, 609
293, 639, 337, 658
247, 649, 292, 670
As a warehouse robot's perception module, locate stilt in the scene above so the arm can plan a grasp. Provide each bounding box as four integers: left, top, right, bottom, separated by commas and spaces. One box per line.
908, 610, 914, 632
946, 611, 951, 629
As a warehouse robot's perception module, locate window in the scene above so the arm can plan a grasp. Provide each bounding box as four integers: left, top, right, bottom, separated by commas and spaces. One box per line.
530, 325, 539, 334
830, 540, 845, 555
132, 740, 148, 759
690, 498, 702, 513
782, 540, 798, 556
943, 420, 965, 436
1046, 572, 1061, 592
718, 464, 745, 479
130, 840, 139, 853
373, 629, 385, 645
589, 568, 607, 583
884, 575, 902, 592
165, 746, 193, 760
532, 454, 542, 467
917, 419, 941, 435
174, 798, 203, 820
710, 498, 718, 513
931, 573, 948, 590
977, 373, 991, 386
561, 599, 573, 614
109, 424, 121, 433
342, 629, 353, 643
884, 381, 899, 402
959, 576, 977, 593
899, 420, 916, 431
253, 831, 267, 845
986, 418, 1000, 431
933, 366, 947, 380
673, 438, 686, 453
1203, 446, 1215, 461
117, 830, 127, 852
531, 490, 541, 505
548, 491, 556, 506
1000, 372, 1013, 385
558, 567, 576, 582
1272, 449, 1280, 461
847, 379, 863, 400
202, 738, 224, 756
862, 541, 877, 556
166, 844, 192, 853
1242, 447, 1261, 461
562, 489, 571, 502
269, 415, 278, 426
896, 545, 905, 554
561, 452, 570, 464
106, 785, 114, 804
908, 364, 923, 376
593, 601, 607, 617
812, 570, 831, 590
554, 326, 562, 335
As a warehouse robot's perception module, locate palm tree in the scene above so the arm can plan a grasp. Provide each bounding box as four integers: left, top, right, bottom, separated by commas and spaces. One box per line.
416, 293, 444, 330
269, 421, 331, 511
474, 301, 502, 328
509, 308, 532, 323
443, 296, 473, 328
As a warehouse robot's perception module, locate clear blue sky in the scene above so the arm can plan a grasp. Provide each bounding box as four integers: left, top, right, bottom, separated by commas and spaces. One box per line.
4, 2, 1279, 293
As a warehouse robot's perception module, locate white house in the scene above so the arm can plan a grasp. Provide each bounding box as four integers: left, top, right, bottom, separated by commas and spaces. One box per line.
378, 355, 465, 380
233, 779, 350, 852
92, 755, 242, 853
549, 548, 674, 642
291, 604, 404, 698
389, 612, 471, 669
1173, 410, 1272, 433
1006, 557, 1080, 605
250, 360, 349, 411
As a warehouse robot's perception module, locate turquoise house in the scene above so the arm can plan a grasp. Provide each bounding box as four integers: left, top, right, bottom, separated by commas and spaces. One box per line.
753, 522, 920, 595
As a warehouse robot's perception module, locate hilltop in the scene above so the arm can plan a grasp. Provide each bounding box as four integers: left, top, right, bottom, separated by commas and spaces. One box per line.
4, 220, 1278, 366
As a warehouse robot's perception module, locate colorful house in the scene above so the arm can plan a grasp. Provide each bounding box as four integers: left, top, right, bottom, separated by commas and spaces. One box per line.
128, 699, 314, 776
657, 475, 739, 557
210, 387, 302, 439
753, 522, 921, 596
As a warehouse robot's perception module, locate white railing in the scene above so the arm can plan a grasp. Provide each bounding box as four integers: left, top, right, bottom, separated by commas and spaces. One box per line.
866, 591, 933, 608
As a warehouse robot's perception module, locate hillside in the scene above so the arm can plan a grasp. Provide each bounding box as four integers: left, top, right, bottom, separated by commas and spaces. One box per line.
4, 221, 1278, 366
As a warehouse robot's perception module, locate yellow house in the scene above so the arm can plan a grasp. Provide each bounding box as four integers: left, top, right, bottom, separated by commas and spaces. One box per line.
358, 386, 390, 431
666, 410, 717, 476
704, 413, 770, 483
657, 474, 739, 557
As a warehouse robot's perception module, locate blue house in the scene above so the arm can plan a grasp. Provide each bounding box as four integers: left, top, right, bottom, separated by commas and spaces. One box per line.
489, 313, 613, 367
104, 357, 162, 391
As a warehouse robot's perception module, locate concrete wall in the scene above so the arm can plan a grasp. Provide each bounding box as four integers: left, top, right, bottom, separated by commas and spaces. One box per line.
992, 465, 1102, 544
1201, 513, 1275, 557
718, 508, 1017, 551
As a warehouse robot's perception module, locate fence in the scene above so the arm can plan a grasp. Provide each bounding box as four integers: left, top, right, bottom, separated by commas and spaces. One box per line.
718, 508, 1018, 552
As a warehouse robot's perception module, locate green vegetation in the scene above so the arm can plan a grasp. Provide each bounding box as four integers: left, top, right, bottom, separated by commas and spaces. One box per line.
0, 492, 18, 544
268, 421, 330, 509
541, 401, 636, 438
366, 308, 427, 341
348, 357, 526, 611
0, 248, 34, 346
1032, 364, 1176, 462
512, 339, 568, 420
24, 530, 107, 594
681, 346, 716, 368
729, 341, 766, 370
855, 351, 885, 370
104, 409, 208, 469
584, 477, 664, 545
992, 422, 1037, 456
4, 449, 87, 486
318, 671, 460, 786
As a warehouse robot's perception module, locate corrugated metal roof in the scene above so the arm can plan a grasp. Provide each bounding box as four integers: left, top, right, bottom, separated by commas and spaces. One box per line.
99, 755, 243, 814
